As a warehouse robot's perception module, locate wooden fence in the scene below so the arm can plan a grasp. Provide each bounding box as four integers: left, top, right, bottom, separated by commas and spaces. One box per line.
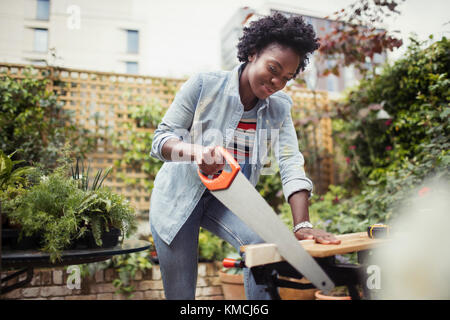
0, 63, 333, 214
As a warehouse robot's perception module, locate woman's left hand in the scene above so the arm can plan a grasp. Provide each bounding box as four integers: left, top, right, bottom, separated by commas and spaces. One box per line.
295, 228, 341, 245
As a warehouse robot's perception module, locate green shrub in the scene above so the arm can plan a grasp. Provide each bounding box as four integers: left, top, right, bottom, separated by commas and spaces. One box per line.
6, 166, 86, 261
334, 37, 449, 185
0, 68, 96, 169
299, 37, 449, 234
5, 162, 138, 262
0, 150, 34, 191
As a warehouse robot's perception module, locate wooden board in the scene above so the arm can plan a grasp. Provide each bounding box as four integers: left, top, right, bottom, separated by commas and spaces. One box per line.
241, 232, 388, 268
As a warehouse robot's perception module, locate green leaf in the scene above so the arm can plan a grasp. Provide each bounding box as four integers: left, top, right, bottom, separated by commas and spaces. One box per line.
440, 107, 450, 119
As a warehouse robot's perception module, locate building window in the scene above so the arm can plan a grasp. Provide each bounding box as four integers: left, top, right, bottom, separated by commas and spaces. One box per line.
126, 62, 138, 74
327, 76, 337, 92
326, 60, 338, 92
325, 20, 331, 33
126, 30, 139, 54
34, 28, 48, 52
36, 0, 50, 20
344, 65, 357, 88
373, 53, 384, 64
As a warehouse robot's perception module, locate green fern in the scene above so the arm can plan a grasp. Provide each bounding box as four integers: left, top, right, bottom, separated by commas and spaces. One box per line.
6, 162, 137, 263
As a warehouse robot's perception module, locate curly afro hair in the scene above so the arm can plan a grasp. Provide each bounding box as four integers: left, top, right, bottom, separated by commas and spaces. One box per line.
237, 12, 320, 78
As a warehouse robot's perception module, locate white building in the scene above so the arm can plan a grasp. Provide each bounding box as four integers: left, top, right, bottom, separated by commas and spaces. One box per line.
0, 0, 387, 84
0, 0, 149, 74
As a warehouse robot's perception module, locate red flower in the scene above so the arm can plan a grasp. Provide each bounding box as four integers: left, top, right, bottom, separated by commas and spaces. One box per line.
345, 157, 350, 164
385, 119, 392, 126
418, 187, 430, 197
333, 196, 339, 204
385, 146, 392, 151
349, 145, 356, 150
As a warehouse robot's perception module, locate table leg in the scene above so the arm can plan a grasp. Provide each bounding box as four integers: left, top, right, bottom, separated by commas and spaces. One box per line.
263, 269, 282, 300
347, 284, 361, 300
357, 250, 372, 299
251, 266, 282, 300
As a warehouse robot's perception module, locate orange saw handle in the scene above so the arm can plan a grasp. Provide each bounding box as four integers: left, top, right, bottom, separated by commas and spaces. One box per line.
197, 146, 240, 191
223, 258, 245, 269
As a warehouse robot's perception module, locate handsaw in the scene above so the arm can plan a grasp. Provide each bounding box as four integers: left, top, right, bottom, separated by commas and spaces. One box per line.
198, 146, 334, 294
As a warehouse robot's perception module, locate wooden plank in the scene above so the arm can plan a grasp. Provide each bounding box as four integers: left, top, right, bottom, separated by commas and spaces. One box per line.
242, 232, 388, 268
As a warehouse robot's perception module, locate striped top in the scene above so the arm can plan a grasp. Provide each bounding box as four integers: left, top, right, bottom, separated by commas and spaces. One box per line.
209, 106, 259, 180
227, 106, 258, 165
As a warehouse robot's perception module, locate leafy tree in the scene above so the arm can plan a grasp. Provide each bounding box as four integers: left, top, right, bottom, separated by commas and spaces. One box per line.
318, 0, 404, 77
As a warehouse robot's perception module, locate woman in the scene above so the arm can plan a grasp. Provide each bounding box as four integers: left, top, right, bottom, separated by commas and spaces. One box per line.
149, 13, 340, 300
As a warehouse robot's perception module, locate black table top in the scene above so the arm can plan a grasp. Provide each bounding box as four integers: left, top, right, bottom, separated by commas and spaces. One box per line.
1, 239, 151, 269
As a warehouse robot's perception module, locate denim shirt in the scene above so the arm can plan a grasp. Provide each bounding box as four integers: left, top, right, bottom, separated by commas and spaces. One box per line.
149, 63, 314, 245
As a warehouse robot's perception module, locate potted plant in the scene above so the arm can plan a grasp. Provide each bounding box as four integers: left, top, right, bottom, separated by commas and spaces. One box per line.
314, 286, 352, 300
3, 158, 137, 262
69, 159, 135, 250
73, 186, 136, 249
278, 277, 318, 300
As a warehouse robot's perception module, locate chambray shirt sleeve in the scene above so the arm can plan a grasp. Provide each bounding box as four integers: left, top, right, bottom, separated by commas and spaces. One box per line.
277, 102, 314, 202
150, 74, 202, 162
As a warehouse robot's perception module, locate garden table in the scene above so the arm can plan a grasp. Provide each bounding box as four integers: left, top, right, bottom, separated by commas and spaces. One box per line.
241, 232, 389, 300
0, 239, 151, 295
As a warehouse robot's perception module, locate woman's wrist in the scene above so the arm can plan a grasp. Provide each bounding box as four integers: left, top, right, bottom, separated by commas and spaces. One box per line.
293, 221, 313, 233
288, 190, 311, 226
162, 139, 203, 162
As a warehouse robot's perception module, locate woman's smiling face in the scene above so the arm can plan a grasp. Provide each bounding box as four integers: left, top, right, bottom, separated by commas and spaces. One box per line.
246, 43, 300, 100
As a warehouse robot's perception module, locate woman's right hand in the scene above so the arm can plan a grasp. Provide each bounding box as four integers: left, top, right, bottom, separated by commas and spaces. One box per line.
196, 146, 225, 176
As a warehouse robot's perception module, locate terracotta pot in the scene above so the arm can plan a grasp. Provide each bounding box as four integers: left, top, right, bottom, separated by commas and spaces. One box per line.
218, 270, 246, 300
315, 289, 351, 300
279, 277, 318, 300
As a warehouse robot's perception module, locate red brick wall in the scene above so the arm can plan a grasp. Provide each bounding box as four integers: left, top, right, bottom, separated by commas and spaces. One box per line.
1, 262, 224, 300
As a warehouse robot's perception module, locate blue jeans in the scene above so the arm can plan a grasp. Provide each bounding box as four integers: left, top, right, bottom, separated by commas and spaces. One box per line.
150, 190, 271, 300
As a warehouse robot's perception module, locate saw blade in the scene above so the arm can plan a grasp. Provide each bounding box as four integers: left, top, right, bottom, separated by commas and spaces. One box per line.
210, 171, 334, 293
